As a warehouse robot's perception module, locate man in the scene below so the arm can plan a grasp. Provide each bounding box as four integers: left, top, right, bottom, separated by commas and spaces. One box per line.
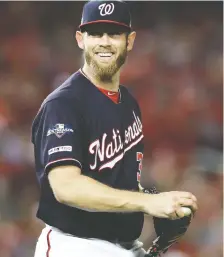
32, 1, 198, 257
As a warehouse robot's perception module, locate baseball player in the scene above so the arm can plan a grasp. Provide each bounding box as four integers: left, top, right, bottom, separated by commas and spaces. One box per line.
32, 1, 198, 257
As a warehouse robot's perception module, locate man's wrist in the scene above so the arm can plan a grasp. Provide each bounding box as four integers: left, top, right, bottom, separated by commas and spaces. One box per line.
132, 192, 152, 214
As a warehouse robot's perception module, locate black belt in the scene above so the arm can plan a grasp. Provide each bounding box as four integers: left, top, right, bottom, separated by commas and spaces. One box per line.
110, 239, 136, 250
51, 226, 137, 250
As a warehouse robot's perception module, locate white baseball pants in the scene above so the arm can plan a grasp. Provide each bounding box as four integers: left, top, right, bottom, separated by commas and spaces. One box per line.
34, 225, 146, 257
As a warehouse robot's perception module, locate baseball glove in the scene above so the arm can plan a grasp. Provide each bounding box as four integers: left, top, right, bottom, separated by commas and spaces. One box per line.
141, 186, 192, 257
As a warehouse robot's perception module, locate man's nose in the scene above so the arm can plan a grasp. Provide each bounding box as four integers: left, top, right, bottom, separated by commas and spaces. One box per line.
100, 33, 111, 45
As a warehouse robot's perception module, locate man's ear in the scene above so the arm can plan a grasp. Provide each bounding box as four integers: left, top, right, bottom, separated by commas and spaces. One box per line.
76, 31, 84, 50
127, 31, 136, 52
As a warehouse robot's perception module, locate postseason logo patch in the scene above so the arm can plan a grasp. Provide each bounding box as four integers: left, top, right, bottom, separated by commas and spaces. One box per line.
47, 124, 74, 138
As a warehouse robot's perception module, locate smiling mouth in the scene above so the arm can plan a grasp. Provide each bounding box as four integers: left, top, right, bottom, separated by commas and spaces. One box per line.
96, 52, 114, 57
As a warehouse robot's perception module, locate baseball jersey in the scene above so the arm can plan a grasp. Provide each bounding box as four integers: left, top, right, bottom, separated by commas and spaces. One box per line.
31, 70, 144, 242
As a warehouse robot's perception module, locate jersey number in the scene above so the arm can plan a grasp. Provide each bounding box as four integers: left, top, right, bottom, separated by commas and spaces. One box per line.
136, 152, 143, 182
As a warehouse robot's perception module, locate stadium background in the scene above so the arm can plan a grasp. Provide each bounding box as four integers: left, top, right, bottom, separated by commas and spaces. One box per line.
0, 1, 222, 257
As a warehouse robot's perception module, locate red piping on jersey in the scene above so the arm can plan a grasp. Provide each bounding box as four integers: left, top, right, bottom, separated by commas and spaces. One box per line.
79, 69, 120, 104
97, 87, 119, 104
46, 229, 52, 257
45, 158, 82, 170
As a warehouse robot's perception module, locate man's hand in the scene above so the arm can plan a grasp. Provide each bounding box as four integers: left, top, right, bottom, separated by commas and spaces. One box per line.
141, 191, 198, 219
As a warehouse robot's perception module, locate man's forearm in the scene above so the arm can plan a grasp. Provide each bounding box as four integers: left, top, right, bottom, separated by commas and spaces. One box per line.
51, 171, 147, 213
49, 166, 198, 218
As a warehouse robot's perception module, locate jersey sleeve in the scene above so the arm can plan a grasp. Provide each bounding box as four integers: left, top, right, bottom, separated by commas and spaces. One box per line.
32, 98, 84, 174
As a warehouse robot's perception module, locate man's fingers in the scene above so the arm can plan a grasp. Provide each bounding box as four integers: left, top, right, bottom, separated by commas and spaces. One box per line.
168, 209, 184, 220
173, 191, 196, 200
172, 191, 198, 213
178, 198, 198, 212
190, 194, 197, 202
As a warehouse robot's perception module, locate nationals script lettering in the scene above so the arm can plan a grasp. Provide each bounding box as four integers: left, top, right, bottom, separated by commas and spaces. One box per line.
89, 111, 143, 171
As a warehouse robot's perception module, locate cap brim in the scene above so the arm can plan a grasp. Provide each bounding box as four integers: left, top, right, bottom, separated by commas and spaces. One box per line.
79, 20, 131, 32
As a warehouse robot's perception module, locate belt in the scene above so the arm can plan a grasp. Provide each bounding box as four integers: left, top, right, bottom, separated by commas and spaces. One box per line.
48, 225, 137, 251
111, 239, 136, 250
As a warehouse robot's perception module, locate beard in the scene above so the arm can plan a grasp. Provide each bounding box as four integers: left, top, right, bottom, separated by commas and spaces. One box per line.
84, 45, 127, 82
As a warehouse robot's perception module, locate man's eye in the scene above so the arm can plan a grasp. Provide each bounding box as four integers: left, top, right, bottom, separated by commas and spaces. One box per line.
88, 32, 103, 37
108, 32, 123, 36
88, 32, 123, 37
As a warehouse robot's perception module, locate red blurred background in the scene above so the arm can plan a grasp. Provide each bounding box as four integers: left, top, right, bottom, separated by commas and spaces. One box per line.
0, 2, 222, 257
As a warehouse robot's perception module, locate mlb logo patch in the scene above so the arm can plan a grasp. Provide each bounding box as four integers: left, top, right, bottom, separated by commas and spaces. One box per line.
47, 124, 74, 138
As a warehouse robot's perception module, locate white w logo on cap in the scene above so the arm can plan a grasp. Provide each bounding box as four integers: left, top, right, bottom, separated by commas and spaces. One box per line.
98, 3, 115, 16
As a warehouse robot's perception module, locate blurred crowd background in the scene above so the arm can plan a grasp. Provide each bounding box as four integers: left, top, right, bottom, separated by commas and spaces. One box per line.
0, 1, 223, 257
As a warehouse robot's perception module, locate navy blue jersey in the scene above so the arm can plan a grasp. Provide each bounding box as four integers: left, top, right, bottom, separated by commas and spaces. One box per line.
31, 70, 144, 242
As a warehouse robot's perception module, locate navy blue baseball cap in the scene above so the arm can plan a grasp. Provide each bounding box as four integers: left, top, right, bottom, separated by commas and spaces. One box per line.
79, 1, 132, 32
